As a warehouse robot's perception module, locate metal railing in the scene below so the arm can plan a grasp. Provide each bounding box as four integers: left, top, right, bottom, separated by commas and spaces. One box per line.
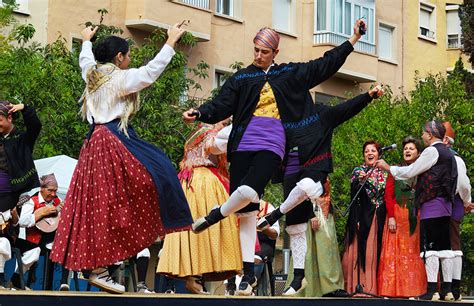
314, 31, 375, 54
176, 0, 209, 10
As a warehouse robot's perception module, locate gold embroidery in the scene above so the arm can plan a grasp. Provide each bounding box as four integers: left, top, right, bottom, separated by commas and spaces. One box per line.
253, 82, 280, 119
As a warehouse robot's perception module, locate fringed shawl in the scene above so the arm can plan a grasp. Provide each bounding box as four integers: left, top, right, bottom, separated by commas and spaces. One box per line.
80, 63, 140, 136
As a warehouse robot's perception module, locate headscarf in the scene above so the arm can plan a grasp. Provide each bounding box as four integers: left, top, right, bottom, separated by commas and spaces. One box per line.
253, 27, 280, 50
423, 120, 445, 140
40, 173, 58, 188
0, 101, 12, 117
442, 121, 455, 145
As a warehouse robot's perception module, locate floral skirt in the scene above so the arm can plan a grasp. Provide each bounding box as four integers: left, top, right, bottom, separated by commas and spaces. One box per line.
378, 205, 426, 297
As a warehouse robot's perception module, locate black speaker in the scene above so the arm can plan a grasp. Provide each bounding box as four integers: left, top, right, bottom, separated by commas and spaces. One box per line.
272, 274, 287, 296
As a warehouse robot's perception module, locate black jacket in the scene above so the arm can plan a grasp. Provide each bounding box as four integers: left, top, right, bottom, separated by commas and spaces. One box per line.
1, 105, 41, 193
197, 41, 355, 173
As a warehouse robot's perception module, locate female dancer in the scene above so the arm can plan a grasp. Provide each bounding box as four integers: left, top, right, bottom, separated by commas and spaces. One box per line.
51, 23, 192, 293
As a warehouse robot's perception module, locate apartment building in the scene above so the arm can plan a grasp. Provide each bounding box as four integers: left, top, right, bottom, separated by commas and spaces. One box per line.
5, 0, 469, 101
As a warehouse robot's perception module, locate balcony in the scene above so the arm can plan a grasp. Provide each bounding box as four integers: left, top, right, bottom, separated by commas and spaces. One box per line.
314, 31, 375, 55
125, 0, 212, 41
176, 0, 209, 10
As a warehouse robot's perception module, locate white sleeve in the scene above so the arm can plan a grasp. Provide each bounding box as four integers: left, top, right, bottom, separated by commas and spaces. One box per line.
390, 146, 439, 180
455, 156, 472, 206
209, 124, 232, 155
121, 44, 175, 95
79, 41, 97, 81
18, 200, 36, 228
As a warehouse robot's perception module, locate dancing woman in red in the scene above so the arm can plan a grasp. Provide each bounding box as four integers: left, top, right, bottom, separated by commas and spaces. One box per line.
51, 24, 193, 293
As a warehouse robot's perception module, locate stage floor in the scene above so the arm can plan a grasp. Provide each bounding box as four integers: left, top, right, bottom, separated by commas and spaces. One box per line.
0, 291, 472, 306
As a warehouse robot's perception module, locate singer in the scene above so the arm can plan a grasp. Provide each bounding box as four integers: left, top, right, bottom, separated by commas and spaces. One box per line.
341, 140, 388, 295
377, 136, 427, 298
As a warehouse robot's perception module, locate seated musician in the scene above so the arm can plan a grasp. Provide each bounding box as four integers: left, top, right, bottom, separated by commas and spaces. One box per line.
18, 173, 70, 291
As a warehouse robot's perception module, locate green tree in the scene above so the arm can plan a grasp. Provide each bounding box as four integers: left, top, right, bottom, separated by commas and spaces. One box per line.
460, 2, 474, 65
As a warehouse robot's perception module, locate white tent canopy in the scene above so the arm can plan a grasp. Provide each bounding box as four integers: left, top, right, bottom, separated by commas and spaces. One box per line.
33, 155, 77, 200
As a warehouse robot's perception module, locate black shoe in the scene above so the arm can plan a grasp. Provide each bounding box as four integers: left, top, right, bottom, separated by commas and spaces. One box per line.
192, 206, 224, 234
257, 209, 283, 231
11, 273, 23, 290
323, 289, 350, 297
236, 275, 257, 296
452, 279, 461, 301
418, 282, 440, 301
225, 282, 236, 296
439, 282, 454, 301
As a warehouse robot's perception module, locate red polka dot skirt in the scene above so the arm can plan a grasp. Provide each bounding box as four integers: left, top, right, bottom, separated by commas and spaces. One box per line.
50, 125, 165, 271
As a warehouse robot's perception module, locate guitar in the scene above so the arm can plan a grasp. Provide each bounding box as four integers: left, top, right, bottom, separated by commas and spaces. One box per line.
35, 201, 64, 233
0, 194, 30, 233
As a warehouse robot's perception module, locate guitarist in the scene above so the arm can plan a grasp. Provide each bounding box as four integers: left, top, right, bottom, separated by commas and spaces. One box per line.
18, 173, 70, 291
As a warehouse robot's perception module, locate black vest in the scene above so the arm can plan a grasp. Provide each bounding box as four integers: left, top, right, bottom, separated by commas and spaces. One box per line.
415, 143, 457, 207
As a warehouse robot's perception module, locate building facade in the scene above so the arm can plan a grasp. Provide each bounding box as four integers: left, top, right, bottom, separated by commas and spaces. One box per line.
5, 0, 470, 101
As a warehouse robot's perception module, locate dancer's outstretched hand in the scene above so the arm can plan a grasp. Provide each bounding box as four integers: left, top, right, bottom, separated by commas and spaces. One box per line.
183, 108, 199, 123
369, 83, 384, 98
166, 21, 188, 49
81, 26, 98, 41
375, 159, 390, 172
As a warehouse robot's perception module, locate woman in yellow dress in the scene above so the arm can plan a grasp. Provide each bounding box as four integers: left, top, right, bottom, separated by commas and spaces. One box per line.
157, 120, 242, 293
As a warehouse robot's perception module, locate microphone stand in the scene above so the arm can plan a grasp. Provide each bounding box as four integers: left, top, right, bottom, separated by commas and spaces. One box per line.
344, 152, 387, 298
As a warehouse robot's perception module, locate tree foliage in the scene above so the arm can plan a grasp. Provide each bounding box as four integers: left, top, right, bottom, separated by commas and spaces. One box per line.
460, 2, 474, 65
0, 4, 472, 294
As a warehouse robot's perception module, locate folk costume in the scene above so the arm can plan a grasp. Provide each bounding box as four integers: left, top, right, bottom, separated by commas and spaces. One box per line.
157, 124, 242, 283
192, 27, 355, 295
442, 122, 471, 301
285, 180, 346, 297
18, 174, 69, 290
342, 163, 388, 295
0, 101, 41, 287
51, 41, 192, 272
377, 173, 427, 297
387, 122, 457, 300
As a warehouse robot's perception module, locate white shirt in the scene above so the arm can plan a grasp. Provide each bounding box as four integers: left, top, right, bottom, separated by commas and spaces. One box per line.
454, 155, 472, 206
79, 41, 175, 124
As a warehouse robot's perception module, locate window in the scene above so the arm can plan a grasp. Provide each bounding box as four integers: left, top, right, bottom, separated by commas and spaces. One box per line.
446, 6, 461, 48
214, 70, 227, 89
273, 0, 295, 33
179, 0, 210, 10
2, 0, 29, 14
72, 37, 83, 53
216, 0, 233, 16
378, 24, 394, 61
420, 3, 436, 39
315, 0, 375, 54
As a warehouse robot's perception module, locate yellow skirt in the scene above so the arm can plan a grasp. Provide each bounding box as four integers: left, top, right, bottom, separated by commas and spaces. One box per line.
157, 167, 242, 281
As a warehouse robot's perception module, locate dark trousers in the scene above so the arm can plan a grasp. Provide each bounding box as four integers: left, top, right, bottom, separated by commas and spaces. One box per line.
229, 150, 281, 213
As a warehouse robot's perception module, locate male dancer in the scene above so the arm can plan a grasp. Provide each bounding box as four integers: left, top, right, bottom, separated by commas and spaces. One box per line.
259, 86, 383, 294
183, 20, 366, 295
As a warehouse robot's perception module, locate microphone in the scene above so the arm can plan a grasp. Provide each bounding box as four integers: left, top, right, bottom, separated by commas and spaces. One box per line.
379, 144, 397, 155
